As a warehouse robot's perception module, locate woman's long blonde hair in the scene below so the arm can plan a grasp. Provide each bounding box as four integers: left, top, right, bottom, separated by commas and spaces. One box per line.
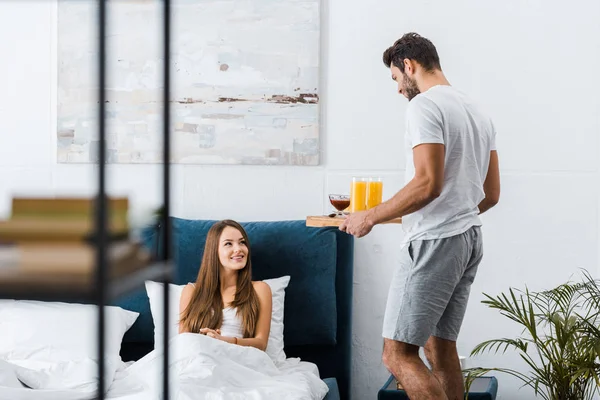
179, 220, 260, 337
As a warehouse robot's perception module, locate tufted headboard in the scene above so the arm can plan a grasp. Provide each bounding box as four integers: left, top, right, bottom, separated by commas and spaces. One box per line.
113, 217, 354, 400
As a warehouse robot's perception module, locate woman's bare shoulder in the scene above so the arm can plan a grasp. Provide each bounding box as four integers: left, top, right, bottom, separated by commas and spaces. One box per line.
182, 282, 195, 294
252, 281, 271, 296
180, 283, 195, 306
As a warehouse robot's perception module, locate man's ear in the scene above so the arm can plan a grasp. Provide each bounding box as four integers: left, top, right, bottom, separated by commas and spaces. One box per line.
404, 59, 416, 76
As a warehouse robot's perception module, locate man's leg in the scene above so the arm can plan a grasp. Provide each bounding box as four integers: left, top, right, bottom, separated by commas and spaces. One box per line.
424, 336, 463, 400
382, 338, 448, 400
382, 227, 483, 399
380, 238, 458, 400
425, 226, 484, 400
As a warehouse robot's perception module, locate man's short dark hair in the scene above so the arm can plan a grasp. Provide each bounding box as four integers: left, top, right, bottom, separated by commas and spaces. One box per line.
382, 33, 441, 73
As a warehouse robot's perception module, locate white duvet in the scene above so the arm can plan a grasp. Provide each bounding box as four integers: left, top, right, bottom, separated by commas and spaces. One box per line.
0, 333, 329, 400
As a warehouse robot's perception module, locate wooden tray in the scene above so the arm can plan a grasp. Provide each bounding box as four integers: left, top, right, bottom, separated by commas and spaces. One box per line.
306, 215, 402, 227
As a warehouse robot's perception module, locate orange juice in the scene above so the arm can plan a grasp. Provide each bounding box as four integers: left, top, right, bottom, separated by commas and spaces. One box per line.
350, 177, 367, 212
367, 178, 383, 209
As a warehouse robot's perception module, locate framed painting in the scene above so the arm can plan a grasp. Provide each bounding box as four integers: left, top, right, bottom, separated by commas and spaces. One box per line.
57, 0, 320, 165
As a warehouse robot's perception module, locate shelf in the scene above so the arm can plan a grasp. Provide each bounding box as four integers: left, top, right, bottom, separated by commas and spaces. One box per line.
0, 260, 172, 303
306, 215, 402, 228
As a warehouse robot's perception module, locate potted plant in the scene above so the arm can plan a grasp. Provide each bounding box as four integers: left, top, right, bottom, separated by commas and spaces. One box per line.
464, 270, 600, 400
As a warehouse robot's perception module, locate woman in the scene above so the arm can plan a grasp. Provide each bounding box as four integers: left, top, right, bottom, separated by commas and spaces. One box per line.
178, 219, 272, 351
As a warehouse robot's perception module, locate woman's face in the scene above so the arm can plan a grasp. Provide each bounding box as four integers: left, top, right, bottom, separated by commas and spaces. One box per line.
218, 226, 248, 272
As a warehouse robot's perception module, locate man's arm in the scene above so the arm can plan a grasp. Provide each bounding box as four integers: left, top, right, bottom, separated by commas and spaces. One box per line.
368, 143, 445, 225
478, 150, 500, 214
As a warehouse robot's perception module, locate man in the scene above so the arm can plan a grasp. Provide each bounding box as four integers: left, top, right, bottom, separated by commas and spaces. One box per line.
339, 32, 500, 400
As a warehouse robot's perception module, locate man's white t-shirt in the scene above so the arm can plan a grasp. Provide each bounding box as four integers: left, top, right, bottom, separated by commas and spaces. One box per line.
401, 85, 497, 243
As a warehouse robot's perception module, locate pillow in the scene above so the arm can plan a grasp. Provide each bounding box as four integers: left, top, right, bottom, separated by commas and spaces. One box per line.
261, 276, 290, 365
145, 275, 290, 365
144, 281, 184, 350
0, 300, 139, 363
12, 358, 118, 396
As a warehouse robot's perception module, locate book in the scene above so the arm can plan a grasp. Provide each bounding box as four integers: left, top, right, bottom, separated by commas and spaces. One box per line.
0, 196, 130, 243
0, 241, 149, 276
0, 218, 129, 243
11, 197, 128, 217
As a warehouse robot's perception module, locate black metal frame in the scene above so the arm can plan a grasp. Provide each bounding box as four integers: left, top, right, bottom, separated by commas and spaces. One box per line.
96, 1, 171, 399
161, 1, 172, 399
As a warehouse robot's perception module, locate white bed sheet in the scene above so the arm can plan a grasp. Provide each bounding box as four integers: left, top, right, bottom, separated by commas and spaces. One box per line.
105, 366, 147, 400
123, 333, 328, 400
104, 357, 325, 400
0, 335, 329, 400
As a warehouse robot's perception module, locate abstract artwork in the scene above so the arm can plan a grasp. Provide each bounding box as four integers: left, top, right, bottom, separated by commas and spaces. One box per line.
57, 0, 320, 165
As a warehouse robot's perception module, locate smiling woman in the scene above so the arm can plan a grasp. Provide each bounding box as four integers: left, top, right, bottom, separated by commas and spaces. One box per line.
178, 220, 273, 352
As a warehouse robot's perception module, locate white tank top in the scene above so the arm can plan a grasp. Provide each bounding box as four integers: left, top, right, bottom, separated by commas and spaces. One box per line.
221, 307, 244, 338
190, 283, 244, 338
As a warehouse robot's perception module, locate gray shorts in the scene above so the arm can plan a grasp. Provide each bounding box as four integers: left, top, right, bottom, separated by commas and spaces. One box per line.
382, 226, 483, 346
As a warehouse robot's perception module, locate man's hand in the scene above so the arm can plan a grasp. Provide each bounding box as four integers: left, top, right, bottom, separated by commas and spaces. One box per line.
338, 210, 374, 238
478, 150, 500, 214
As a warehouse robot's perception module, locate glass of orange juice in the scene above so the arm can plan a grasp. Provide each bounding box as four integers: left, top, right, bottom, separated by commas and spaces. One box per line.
367, 177, 383, 209
350, 177, 367, 212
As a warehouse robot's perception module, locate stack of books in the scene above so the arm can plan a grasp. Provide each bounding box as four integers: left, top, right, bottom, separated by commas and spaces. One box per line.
0, 197, 150, 281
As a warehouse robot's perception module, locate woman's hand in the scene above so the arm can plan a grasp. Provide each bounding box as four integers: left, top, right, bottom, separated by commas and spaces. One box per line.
199, 328, 237, 345
199, 328, 221, 338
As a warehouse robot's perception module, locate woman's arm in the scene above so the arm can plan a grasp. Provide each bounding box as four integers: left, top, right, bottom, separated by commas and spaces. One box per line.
203, 282, 272, 351
178, 283, 195, 334
236, 281, 272, 351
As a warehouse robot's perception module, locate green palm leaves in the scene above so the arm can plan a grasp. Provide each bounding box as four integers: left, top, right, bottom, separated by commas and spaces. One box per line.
464, 270, 600, 400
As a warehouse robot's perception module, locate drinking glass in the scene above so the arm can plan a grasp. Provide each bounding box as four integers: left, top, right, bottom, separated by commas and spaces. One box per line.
350, 177, 367, 212
366, 177, 383, 209
328, 194, 350, 216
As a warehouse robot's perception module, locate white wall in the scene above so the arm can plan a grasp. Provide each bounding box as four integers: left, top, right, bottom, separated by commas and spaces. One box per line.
1, 1, 599, 399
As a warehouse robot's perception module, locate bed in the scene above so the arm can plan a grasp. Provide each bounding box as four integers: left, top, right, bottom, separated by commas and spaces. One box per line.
0, 218, 353, 400
119, 217, 354, 400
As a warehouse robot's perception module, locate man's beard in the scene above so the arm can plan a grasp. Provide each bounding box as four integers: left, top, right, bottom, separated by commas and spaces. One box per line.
403, 74, 420, 101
